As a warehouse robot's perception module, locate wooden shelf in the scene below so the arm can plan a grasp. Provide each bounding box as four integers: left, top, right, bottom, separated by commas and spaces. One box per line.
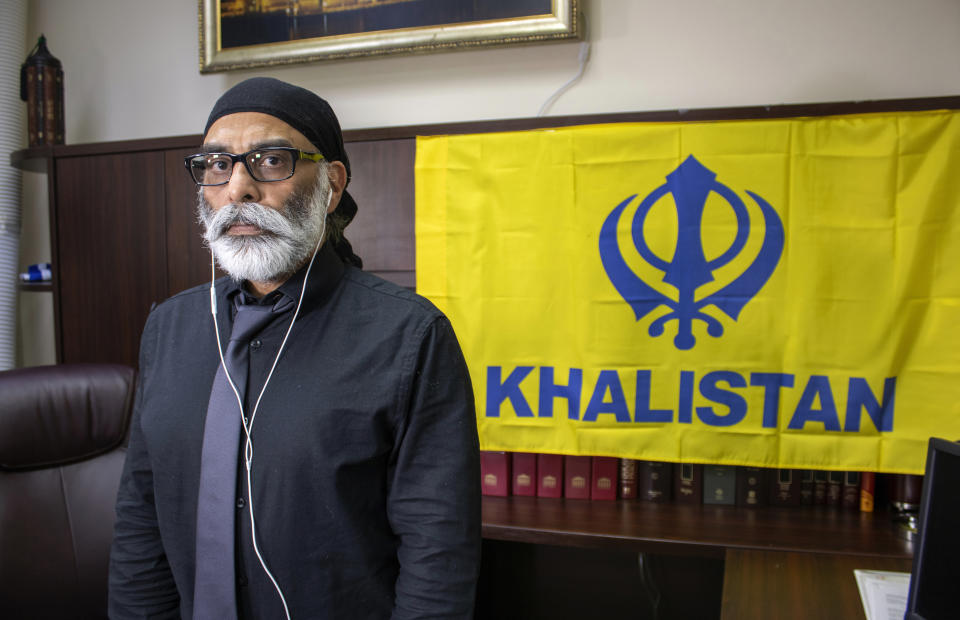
17, 281, 53, 292
481, 495, 913, 559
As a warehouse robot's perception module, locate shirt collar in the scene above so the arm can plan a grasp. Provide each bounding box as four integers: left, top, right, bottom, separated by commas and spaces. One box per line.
223, 242, 346, 312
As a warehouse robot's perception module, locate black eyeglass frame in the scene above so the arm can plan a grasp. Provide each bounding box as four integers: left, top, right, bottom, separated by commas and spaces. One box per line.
183, 146, 325, 186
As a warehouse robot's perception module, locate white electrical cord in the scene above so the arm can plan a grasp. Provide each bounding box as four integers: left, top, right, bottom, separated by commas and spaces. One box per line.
208, 192, 331, 620
537, 40, 591, 117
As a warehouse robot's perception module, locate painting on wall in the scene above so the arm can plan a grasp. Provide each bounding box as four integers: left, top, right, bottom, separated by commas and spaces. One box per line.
199, 0, 580, 73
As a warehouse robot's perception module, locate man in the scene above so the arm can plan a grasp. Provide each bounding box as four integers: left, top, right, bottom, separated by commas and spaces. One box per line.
108, 77, 481, 619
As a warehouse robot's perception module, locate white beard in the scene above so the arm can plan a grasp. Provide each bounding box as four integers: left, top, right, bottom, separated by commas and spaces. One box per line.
198, 175, 329, 284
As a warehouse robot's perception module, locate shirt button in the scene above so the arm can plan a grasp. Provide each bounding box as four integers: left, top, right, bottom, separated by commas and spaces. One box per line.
250, 339, 262, 349
237, 497, 245, 509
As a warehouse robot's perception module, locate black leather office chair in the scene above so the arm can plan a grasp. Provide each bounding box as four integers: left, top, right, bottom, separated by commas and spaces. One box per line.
0, 363, 136, 620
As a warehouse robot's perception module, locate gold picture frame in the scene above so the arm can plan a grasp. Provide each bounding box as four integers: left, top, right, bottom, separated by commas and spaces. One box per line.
199, 0, 580, 73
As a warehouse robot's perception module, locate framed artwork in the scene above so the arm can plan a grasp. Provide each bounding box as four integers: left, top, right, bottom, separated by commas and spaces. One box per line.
199, 0, 580, 73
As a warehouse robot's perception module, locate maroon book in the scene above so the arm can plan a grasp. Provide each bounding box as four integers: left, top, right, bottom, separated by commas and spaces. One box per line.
511, 452, 537, 497
768, 468, 800, 506
564, 455, 592, 500
799, 469, 815, 505
841, 471, 860, 510
826, 470, 843, 506
591, 457, 618, 501
639, 461, 673, 503
813, 470, 828, 504
888, 474, 924, 511
480, 451, 510, 497
674, 463, 703, 504
536, 454, 564, 498
619, 459, 639, 499
736, 467, 766, 507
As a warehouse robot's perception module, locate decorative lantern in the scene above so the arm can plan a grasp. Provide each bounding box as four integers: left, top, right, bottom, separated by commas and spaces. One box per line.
20, 34, 65, 147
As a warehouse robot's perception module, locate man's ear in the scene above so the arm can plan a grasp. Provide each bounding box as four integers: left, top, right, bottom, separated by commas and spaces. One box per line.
327, 161, 348, 214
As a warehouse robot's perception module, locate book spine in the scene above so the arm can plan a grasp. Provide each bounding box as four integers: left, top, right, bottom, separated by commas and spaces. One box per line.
859, 471, 876, 512
736, 467, 766, 507
768, 468, 800, 506
480, 451, 510, 497
841, 472, 860, 510
799, 469, 815, 505
511, 452, 537, 497
591, 457, 619, 501
563, 455, 592, 500
536, 454, 564, 498
826, 471, 843, 507
618, 458, 638, 499
639, 461, 673, 503
674, 463, 703, 505
703, 465, 736, 505
813, 470, 828, 504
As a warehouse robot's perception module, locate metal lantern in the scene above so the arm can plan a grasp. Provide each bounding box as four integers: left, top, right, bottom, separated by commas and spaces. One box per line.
20, 34, 64, 147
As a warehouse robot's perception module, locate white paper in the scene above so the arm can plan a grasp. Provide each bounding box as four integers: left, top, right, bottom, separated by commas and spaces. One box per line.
854, 569, 910, 620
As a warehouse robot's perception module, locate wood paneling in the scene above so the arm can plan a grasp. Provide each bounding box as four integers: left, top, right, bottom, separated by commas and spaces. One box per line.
54, 152, 167, 366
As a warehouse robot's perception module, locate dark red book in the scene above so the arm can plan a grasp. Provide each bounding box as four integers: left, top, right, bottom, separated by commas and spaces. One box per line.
674, 463, 703, 504
480, 451, 510, 497
888, 474, 923, 511
736, 467, 766, 507
564, 455, 592, 500
511, 452, 537, 497
618, 459, 639, 499
768, 468, 800, 506
639, 461, 673, 503
826, 470, 843, 506
813, 470, 828, 504
860, 472, 876, 512
536, 454, 564, 498
841, 471, 860, 510
591, 457, 618, 501
799, 470, 815, 505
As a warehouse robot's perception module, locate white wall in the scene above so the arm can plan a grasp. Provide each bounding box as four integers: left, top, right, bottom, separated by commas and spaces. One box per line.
15, 0, 960, 365
25, 0, 960, 142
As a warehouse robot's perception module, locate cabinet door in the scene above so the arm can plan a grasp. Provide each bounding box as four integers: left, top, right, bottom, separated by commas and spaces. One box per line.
164, 147, 215, 296
54, 152, 167, 367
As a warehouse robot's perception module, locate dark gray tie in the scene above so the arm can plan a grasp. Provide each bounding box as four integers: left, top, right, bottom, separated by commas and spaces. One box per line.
193, 302, 275, 620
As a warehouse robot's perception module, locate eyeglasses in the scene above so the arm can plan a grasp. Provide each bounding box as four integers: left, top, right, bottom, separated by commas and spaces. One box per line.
184, 147, 325, 186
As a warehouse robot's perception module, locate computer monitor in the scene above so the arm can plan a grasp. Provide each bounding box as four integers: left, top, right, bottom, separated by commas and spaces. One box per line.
904, 437, 960, 620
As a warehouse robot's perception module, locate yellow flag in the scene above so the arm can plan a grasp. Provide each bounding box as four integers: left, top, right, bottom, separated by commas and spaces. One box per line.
415, 110, 960, 474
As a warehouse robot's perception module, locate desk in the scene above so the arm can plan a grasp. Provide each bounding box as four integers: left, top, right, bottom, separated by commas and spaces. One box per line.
720, 550, 913, 620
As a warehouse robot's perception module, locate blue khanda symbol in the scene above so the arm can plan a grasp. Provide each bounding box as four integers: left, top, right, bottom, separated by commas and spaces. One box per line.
599, 155, 784, 350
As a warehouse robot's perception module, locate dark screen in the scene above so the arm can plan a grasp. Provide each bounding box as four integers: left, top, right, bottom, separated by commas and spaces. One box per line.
907, 439, 960, 620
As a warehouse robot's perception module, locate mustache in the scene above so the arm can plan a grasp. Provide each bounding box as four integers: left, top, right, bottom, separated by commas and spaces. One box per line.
200, 200, 300, 243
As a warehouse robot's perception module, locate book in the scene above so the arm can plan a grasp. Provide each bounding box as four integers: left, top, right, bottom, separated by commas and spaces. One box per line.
618, 458, 639, 499
511, 452, 537, 497
480, 451, 510, 496
813, 469, 828, 504
860, 471, 876, 512
799, 469, 815, 505
591, 457, 619, 501
769, 468, 801, 506
536, 453, 564, 498
736, 467, 766, 507
826, 470, 844, 506
702, 465, 736, 505
674, 463, 703, 505
564, 455, 592, 500
841, 471, 861, 510
639, 461, 673, 502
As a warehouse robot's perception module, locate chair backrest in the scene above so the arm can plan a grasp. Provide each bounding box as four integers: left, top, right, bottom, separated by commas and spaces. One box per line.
0, 363, 136, 620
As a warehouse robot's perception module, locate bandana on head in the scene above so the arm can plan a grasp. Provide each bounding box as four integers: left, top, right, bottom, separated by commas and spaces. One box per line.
204, 77, 362, 268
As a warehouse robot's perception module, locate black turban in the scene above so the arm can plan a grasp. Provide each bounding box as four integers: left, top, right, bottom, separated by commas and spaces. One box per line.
204, 77, 362, 268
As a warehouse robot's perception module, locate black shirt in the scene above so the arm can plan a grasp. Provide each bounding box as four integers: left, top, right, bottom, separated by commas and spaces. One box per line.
108, 244, 481, 619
